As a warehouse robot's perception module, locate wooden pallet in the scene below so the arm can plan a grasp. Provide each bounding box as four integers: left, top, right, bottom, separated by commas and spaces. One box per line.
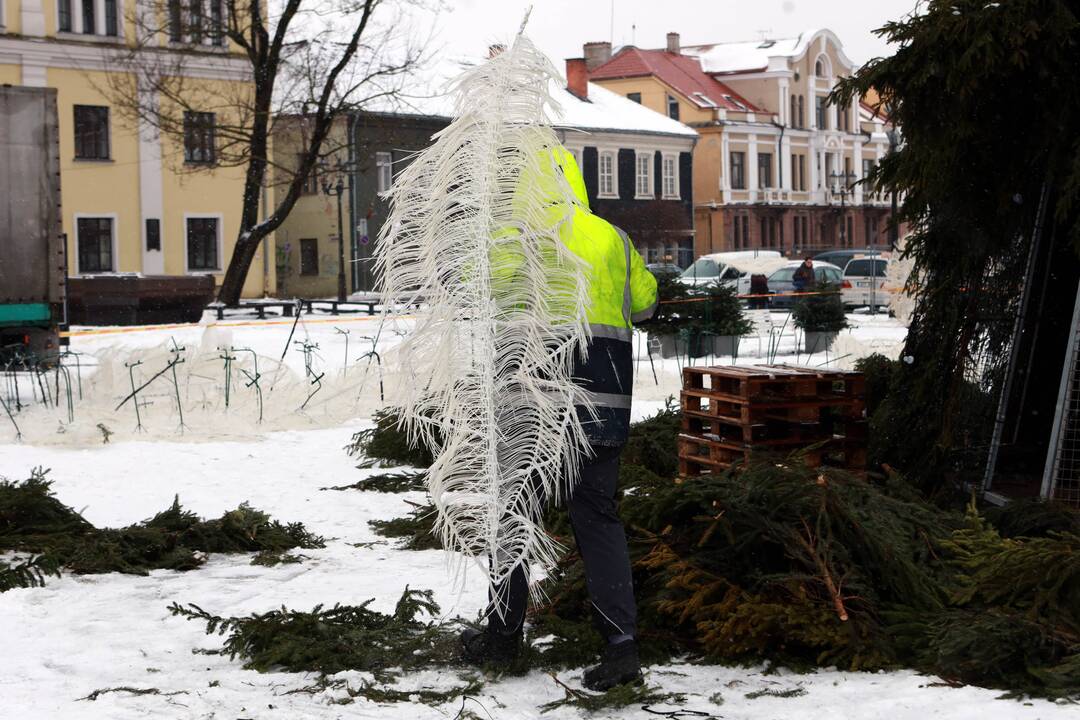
678, 364, 868, 477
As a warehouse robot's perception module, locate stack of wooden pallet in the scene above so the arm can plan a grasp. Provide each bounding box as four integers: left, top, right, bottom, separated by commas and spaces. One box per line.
678, 364, 867, 477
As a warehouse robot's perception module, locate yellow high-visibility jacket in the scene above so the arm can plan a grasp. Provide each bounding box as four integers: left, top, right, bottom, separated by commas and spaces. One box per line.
496, 144, 658, 446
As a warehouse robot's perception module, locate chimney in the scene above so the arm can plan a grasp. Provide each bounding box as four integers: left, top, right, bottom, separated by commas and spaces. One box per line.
583, 41, 612, 71
566, 58, 588, 100
666, 32, 680, 54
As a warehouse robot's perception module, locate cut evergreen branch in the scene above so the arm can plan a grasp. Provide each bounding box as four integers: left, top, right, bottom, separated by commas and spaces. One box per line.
369, 500, 442, 550
322, 471, 427, 493
346, 408, 436, 469
0, 469, 324, 589
169, 587, 458, 676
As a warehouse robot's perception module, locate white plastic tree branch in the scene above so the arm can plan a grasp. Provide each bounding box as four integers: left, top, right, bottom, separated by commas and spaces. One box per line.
373, 32, 594, 617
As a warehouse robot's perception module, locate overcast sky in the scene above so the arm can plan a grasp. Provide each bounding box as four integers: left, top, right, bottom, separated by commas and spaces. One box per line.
420, 0, 922, 70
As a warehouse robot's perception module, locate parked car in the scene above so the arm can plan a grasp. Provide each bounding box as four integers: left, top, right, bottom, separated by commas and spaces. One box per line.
679, 251, 786, 295
766, 260, 844, 309
646, 262, 683, 278
814, 249, 864, 269
841, 257, 891, 310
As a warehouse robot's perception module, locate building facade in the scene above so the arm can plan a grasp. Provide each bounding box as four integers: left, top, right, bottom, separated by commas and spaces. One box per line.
587, 30, 894, 258
0, 0, 272, 297
273, 59, 698, 295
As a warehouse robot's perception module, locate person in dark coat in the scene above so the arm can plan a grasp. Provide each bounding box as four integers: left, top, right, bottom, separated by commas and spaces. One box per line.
792, 256, 816, 293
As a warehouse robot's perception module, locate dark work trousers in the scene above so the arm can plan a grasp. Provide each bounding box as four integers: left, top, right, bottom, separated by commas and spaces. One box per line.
487, 443, 637, 640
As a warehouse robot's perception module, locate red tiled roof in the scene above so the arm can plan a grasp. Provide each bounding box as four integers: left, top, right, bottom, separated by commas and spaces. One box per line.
588, 46, 765, 114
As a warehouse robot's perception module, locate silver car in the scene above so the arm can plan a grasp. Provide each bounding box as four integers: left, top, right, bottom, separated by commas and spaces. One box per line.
766, 260, 844, 309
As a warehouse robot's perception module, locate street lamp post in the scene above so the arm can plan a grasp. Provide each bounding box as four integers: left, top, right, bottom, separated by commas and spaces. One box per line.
321, 163, 347, 302
829, 169, 857, 247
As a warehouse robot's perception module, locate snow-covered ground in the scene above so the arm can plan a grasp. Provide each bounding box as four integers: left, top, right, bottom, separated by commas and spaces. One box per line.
2, 311, 1072, 719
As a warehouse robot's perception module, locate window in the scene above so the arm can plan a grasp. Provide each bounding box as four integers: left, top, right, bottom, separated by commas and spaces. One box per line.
299, 238, 319, 275
840, 102, 850, 132
183, 111, 215, 164
599, 152, 615, 196
789, 94, 796, 128
758, 152, 772, 189
730, 151, 745, 190
188, 0, 203, 42
815, 58, 825, 77
816, 95, 827, 129
627, 92, 641, 104
682, 257, 718, 280
299, 155, 318, 195
662, 154, 678, 198
186, 217, 220, 271
666, 94, 679, 121
798, 154, 806, 191
635, 152, 652, 197
731, 215, 749, 249
209, 0, 225, 45
77, 217, 113, 273
104, 0, 118, 35
375, 152, 392, 192
168, 0, 182, 41
82, 0, 95, 34
864, 216, 880, 246
846, 216, 854, 247
58, 0, 72, 31
145, 219, 161, 252
74, 105, 110, 160
797, 95, 805, 128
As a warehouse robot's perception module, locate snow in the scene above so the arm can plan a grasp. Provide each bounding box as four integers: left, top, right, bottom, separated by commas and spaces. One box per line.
682, 32, 815, 74
2, 313, 1073, 719
369, 53, 697, 138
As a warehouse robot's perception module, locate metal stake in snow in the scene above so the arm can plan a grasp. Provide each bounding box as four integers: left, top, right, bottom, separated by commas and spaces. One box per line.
125, 360, 145, 431
218, 347, 237, 408
232, 347, 263, 423
334, 327, 350, 375
168, 338, 188, 431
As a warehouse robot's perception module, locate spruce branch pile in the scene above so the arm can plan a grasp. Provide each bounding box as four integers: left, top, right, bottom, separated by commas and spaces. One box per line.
170, 587, 456, 676
352, 406, 1080, 698
0, 468, 324, 590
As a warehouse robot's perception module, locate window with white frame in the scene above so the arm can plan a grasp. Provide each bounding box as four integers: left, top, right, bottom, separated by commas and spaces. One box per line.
635, 152, 652, 198
57, 0, 121, 36
662, 154, 678, 198
375, 152, 392, 193
598, 151, 616, 197
77, 217, 114, 273
186, 217, 221, 271
167, 0, 227, 46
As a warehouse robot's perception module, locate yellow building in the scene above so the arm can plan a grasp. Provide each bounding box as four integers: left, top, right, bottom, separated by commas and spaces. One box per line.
0, 0, 273, 297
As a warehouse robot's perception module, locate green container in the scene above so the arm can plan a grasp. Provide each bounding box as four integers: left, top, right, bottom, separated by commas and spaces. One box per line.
0, 303, 51, 327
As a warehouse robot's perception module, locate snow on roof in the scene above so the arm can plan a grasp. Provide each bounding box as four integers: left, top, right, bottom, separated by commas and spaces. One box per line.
366, 56, 697, 138
682, 29, 851, 75
554, 81, 697, 137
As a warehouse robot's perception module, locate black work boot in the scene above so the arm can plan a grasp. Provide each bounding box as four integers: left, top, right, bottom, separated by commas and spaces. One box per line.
460, 627, 522, 666
582, 639, 642, 691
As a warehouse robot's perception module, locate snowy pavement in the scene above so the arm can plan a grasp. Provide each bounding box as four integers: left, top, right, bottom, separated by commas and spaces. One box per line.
1, 313, 1074, 719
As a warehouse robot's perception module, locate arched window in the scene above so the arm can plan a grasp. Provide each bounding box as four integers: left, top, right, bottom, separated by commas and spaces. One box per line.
815, 59, 825, 77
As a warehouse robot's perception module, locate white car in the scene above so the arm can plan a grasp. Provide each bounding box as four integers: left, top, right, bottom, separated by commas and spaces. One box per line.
841, 257, 891, 310
678, 251, 786, 295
